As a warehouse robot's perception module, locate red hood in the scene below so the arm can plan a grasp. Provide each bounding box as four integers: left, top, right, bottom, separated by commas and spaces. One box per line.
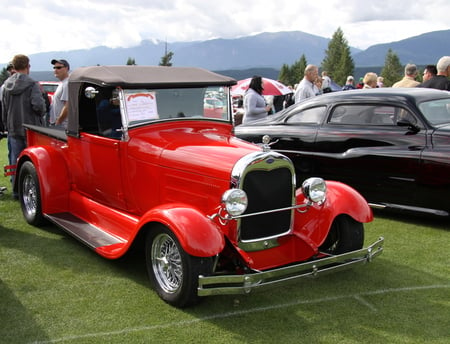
127, 122, 259, 181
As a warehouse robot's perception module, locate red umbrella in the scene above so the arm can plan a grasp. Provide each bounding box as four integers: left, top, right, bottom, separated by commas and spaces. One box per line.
231, 78, 292, 96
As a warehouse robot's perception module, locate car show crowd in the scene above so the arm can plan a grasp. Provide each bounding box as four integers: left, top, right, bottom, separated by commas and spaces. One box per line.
236, 55, 450, 125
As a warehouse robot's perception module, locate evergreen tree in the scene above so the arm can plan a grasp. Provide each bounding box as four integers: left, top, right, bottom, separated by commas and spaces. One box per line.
126, 57, 136, 65
159, 41, 174, 66
321, 27, 354, 86
291, 54, 308, 85
380, 49, 403, 87
278, 64, 291, 85
159, 51, 174, 66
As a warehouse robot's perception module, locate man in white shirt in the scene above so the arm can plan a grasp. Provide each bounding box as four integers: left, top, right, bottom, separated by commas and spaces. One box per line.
294, 65, 319, 103
49, 59, 70, 128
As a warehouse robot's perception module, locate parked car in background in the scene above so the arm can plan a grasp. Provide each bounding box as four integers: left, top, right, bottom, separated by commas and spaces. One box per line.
14, 66, 382, 308
235, 88, 450, 217
203, 97, 225, 118
39, 81, 60, 104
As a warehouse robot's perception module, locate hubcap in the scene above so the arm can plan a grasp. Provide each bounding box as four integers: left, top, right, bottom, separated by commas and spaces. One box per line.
152, 233, 183, 294
22, 175, 37, 217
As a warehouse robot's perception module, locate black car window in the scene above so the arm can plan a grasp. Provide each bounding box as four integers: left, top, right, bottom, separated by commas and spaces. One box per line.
419, 99, 450, 125
329, 105, 413, 126
285, 106, 326, 124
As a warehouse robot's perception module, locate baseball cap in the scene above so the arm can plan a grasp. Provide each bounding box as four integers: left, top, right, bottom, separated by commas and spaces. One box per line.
347, 75, 354, 81
51, 59, 70, 69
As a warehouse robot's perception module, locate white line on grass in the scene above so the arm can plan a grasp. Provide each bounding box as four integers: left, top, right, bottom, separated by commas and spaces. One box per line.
33, 284, 450, 344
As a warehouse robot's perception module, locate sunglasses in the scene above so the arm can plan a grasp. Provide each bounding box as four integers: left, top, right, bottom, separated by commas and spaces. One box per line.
53, 66, 66, 70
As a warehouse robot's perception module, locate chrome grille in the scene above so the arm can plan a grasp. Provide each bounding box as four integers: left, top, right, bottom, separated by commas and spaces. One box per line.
231, 152, 295, 244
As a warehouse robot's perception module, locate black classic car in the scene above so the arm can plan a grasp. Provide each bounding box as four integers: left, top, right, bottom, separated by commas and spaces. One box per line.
235, 88, 450, 217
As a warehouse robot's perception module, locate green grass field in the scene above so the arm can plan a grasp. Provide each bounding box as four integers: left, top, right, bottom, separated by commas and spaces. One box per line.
0, 139, 449, 344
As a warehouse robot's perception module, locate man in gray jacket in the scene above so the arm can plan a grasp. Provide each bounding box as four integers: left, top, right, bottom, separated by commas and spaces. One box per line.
1, 54, 46, 195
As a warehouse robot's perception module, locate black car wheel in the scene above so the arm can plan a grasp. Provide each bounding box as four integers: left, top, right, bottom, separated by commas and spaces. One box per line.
145, 225, 213, 308
319, 215, 364, 254
18, 161, 45, 226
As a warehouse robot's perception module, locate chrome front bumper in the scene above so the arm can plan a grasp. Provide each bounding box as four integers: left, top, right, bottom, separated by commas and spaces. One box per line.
198, 237, 384, 296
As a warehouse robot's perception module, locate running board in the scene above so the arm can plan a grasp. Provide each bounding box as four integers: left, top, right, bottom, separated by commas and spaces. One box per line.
46, 212, 126, 249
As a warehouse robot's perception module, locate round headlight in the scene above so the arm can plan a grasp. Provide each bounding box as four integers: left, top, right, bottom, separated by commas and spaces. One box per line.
302, 177, 327, 204
221, 189, 248, 216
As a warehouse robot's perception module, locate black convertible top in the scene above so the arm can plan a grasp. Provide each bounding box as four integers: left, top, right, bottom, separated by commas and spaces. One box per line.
69, 65, 236, 88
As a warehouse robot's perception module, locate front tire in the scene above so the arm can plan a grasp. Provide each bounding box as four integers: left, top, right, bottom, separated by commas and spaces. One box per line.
18, 161, 45, 226
319, 215, 364, 254
145, 225, 213, 308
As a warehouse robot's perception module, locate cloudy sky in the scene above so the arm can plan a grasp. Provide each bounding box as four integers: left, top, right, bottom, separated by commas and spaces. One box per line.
1, 0, 449, 64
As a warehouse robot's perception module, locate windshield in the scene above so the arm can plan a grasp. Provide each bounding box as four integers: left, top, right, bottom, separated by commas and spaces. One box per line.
120, 86, 231, 127
419, 98, 450, 125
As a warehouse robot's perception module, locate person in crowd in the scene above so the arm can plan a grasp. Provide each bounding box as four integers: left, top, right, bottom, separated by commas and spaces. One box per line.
264, 95, 274, 114
242, 76, 271, 124
342, 75, 356, 90
294, 64, 319, 103
1, 54, 46, 196
284, 86, 295, 108
0, 62, 16, 194
363, 72, 378, 89
392, 64, 420, 88
321, 71, 332, 93
97, 88, 122, 138
377, 76, 384, 88
233, 97, 244, 125
49, 59, 70, 128
0, 63, 16, 196
421, 65, 437, 82
356, 77, 364, 89
272, 93, 285, 113
314, 76, 323, 95
418, 56, 450, 91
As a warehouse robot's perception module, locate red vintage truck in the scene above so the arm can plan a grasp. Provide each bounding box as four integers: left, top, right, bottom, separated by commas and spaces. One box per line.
13, 66, 383, 307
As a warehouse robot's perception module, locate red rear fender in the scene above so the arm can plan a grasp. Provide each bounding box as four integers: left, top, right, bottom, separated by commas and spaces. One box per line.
17, 146, 70, 214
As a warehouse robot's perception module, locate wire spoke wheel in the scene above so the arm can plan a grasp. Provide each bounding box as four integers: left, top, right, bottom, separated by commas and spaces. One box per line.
151, 233, 183, 294
22, 174, 38, 218
18, 161, 45, 226
146, 225, 213, 307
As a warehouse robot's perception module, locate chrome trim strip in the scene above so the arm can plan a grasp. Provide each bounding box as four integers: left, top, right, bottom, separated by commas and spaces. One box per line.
198, 237, 384, 296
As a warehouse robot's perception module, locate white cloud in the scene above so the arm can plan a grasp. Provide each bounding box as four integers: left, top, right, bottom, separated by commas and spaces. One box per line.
0, 0, 449, 63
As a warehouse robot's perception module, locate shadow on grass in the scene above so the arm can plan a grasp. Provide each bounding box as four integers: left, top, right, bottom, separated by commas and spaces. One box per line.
0, 280, 50, 343
185, 257, 449, 344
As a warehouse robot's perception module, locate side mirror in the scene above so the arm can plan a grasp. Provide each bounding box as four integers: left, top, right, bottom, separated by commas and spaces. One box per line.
84, 86, 99, 99
397, 119, 420, 134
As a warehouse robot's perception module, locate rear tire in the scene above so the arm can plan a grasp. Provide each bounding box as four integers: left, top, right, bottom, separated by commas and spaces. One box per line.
145, 225, 213, 308
18, 161, 46, 226
319, 215, 364, 254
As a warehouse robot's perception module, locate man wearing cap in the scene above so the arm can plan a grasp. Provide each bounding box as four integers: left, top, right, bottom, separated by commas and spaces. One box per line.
342, 76, 356, 90
49, 59, 70, 128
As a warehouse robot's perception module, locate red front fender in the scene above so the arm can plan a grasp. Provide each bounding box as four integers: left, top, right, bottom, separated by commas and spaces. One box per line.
139, 204, 225, 257
294, 180, 373, 248
16, 146, 70, 214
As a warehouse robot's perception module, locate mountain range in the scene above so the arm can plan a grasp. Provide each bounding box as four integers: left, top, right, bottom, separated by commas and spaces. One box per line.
10, 29, 449, 81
